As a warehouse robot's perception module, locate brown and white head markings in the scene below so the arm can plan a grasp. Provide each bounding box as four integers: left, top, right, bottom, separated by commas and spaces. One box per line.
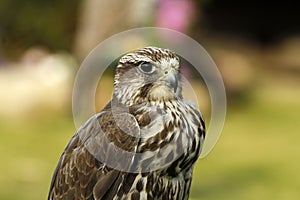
113, 46, 183, 106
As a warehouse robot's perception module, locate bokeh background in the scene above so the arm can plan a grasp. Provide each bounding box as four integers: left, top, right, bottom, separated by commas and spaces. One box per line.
1, 0, 300, 199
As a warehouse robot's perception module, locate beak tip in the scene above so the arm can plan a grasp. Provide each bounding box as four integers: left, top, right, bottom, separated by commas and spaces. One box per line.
164, 72, 178, 93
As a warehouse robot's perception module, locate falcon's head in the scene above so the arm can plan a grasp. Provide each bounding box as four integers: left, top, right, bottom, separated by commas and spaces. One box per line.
113, 46, 182, 106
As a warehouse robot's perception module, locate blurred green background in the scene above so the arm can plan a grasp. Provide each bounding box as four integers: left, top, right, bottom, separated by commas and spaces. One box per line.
1, 0, 300, 199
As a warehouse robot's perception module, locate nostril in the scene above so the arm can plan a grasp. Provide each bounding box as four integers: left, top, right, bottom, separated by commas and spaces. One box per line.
165, 71, 168, 74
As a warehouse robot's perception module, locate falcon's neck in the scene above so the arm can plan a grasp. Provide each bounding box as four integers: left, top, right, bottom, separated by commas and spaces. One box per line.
128, 99, 184, 131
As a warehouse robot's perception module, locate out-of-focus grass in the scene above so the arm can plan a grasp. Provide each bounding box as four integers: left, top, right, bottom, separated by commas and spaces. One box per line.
0, 83, 299, 199
191, 85, 300, 200
0, 112, 75, 200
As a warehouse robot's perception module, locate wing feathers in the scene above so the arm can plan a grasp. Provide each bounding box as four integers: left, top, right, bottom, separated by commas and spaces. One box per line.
48, 107, 140, 200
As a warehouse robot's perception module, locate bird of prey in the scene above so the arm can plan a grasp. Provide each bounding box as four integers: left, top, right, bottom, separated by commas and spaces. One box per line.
48, 46, 205, 200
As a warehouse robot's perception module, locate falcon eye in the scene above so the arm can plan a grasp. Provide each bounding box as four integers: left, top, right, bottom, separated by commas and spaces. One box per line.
139, 62, 155, 74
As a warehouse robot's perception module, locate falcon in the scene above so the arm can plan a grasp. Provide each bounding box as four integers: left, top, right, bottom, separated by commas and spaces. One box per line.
48, 46, 206, 200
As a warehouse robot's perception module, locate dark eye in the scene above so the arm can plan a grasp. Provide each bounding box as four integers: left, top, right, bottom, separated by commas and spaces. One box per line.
139, 62, 155, 74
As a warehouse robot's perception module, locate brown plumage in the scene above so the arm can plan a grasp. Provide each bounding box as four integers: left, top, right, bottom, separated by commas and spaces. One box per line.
48, 46, 205, 200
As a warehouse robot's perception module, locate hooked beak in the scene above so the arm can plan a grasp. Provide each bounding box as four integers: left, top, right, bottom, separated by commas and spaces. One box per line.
162, 71, 178, 93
